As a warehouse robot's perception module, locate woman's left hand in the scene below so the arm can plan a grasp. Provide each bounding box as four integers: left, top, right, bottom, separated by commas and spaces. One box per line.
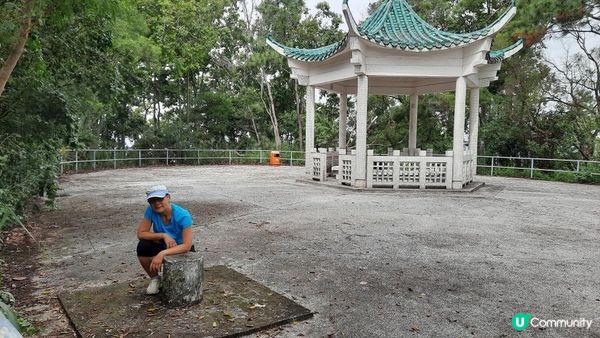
150, 252, 165, 273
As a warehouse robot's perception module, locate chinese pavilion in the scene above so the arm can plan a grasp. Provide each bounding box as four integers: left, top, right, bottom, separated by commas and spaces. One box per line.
267, 0, 523, 189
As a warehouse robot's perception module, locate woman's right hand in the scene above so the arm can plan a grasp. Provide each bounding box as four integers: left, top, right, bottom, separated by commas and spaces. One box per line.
163, 233, 177, 248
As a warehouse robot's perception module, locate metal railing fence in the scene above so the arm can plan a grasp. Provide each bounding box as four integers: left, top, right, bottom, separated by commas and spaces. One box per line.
59, 149, 305, 174
59, 149, 600, 180
478, 155, 600, 178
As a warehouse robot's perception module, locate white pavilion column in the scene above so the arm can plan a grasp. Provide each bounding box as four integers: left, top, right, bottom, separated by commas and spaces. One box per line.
408, 94, 419, 153
452, 76, 467, 189
339, 93, 348, 150
305, 85, 315, 174
469, 88, 480, 176
354, 75, 368, 187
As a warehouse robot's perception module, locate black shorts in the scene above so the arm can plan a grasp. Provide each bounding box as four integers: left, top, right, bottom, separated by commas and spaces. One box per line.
136, 239, 196, 257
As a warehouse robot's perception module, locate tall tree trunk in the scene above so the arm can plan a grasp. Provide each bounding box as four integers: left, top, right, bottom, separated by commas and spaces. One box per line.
250, 113, 260, 144
294, 80, 304, 151
153, 87, 158, 135
0, 0, 35, 99
153, 78, 161, 131
157, 92, 162, 131
265, 80, 281, 147
259, 68, 281, 148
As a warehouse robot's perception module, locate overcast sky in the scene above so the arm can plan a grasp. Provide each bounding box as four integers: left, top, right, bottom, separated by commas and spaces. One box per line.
305, 0, 369, 31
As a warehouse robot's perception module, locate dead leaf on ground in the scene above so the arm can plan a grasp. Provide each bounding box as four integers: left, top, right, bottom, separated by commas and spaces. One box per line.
12, 277, 26, 281
249, 303, 266, 309
223, 310, 233, 317
410, 326, 420, 332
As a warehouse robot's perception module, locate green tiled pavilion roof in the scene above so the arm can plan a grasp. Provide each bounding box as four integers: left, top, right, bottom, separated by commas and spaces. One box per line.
486, 39, 524, 63
266, 34, 348, 62
356, 0, 515, 50
267, 0, 518, 62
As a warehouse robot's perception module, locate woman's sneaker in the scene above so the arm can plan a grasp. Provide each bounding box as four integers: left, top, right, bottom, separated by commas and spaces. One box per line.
146, 277, 160, 295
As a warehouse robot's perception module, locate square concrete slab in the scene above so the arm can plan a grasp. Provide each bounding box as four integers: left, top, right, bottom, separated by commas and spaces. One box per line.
58, 265, 312, 337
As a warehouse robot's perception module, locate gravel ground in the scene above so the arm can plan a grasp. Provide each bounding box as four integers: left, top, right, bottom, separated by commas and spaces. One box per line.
10, 165, 600, 337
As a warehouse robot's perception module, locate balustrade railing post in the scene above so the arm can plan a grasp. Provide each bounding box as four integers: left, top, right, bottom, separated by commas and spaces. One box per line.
113, 149, 117, 169
93, 150, 96, 170
530, 158, 534, 178
490, 156, 494, 176
60, 154, 64, 175
139, 150, 142, 167
229, 150, 232, 165
290, 151, 293, 166
259, 150, 263, 164
576, 160, 580, 173
75, 150, 78, 173
166, 149, 169, 166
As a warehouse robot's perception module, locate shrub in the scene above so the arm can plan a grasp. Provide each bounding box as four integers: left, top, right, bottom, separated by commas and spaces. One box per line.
0, 136, 60, 230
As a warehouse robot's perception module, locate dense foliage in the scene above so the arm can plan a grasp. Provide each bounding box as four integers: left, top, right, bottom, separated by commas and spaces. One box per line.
1, 0, 599, 221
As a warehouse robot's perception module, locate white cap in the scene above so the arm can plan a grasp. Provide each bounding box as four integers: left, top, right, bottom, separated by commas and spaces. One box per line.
146, 185, 169, 201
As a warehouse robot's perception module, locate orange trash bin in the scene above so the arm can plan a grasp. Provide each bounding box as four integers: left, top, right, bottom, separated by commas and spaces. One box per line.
269, 151, 281, 166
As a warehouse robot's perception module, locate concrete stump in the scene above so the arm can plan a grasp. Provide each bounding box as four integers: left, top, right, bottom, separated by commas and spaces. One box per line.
161, 252, 203, 307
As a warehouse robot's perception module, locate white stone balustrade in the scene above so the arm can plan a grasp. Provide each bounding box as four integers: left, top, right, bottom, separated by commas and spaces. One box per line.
316, 149, 473, 189
337, 149, 355, 185
310, 148, 340, 182
366, 150, 454, 189
310, 150, 327, 182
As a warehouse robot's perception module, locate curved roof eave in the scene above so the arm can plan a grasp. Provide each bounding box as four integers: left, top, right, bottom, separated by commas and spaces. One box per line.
266, 33, 349, 63
342, 0, 360, 37
486, 38, 524, 64
266, 33, 286, 56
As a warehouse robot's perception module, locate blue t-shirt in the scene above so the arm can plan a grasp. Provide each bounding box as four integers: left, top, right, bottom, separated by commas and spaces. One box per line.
144, 203, 193, 245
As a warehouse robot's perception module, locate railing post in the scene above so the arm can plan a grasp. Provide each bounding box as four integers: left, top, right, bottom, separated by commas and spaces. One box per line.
530, 158, 534, 178
93, 150, 96, 170
113, 149, 117, 169
259, 150, 263, 164
197, 150, 200, 165
139, 150, 142, 167
75, 150, 78, 173
490, 156, 494, 176
418, 150, 426, 189
60, 154, 64, 175
229, 150, 232, 165
166, 149, 169, 166
576, 160, 580, 173
290, 151, 293, 166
